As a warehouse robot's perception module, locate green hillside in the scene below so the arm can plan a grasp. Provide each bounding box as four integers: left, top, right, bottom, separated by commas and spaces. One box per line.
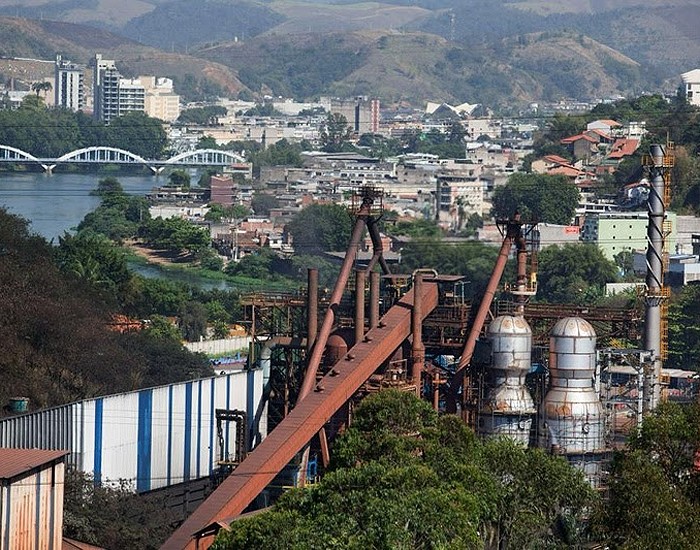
121, 0, 285, 50
197, 29, 644, 106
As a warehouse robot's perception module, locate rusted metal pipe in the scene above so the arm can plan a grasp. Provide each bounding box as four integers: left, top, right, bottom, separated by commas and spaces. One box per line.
307, 268, 318, 353
451, 215, 521, 399
411, 273, 424, 396
162, 283, 439, 550
365, 218, 391, 274
298, 210, 369, 401
369, 270, 380, 329
354, 269, 366, 346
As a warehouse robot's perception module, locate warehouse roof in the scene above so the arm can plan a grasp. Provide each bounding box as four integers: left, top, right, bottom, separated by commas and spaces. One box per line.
0, 448, 68, 480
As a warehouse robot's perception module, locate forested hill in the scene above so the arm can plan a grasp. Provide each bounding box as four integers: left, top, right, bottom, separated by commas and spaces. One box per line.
1, 0, 700, 104
0, 209, 211, 411
196, 30, 643, 106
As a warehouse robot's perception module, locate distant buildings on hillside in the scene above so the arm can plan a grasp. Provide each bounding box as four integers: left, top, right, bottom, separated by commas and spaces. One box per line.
49, 52, 182, 123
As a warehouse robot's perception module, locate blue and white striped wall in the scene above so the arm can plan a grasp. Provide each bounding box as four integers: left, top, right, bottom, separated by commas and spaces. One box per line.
0, 369, 265, 492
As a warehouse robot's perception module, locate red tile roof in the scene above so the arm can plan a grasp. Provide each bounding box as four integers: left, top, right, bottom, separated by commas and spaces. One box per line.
549, 166, 583, 177
608, 138, 640, 159
0, 448, 69, 480
586, 128, 613, 140
592, 119, 622, 127
543, 154, 571, 166
561, 133, 597, 144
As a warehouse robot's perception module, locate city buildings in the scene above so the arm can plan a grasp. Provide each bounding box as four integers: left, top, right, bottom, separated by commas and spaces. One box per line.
141, 76, 181, 122
327, 97, 380, 134
92, 54, 180, 123
93, 54, 121, 123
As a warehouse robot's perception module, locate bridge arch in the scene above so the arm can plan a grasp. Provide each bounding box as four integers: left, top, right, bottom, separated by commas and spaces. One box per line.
50, 147, 156, 173
163, 149, 245, 167
0, 145, 50, 171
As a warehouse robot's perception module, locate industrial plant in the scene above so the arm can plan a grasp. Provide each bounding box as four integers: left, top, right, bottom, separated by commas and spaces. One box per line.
0, 144, 686, 549
156, 143, 681, 548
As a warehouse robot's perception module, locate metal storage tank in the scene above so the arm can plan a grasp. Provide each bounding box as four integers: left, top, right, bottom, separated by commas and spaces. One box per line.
480, 315, 536, 445
542, 317, 605, 486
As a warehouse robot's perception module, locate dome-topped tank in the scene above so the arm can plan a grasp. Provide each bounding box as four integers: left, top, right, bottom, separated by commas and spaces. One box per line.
480, 315, 536, 446
542, 317, 604, 486
488, 314, 532, 372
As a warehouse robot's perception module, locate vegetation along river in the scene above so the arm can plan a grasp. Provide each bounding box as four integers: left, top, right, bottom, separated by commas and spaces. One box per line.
0, 171, 235, 290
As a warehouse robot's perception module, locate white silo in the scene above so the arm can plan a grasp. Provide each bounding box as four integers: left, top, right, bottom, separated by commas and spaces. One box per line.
480, 315, 536, 445
542, 317, 605, 486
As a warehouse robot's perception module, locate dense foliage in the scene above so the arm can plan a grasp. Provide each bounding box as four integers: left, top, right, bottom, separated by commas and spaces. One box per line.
0, 97, 168, 159
599, 402, 700, 549
491, 173, 579, 225
214, 391, 595, 550
63, 470, 178, 550
536, 243, 618, 305
667, 284, 700, 369
286, 203, 353, 254
0, 208, 211, 409
400, 239, 499, 300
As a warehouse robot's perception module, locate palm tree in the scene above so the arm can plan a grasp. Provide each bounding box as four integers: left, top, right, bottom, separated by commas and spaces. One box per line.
31, 81, 52, 98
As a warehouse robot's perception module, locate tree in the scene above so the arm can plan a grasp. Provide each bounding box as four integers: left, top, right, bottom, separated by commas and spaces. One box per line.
63, 470, 178, 550
613, 250, 635, 280
178, 300, 208, 341
491, 173, 579, 224
600, 403, 700, 549
224, 249, 276, 279
320, 112, 352, 153
105, 111, 168, 159
285, 203, 352, 254
251, 193, 279, 216
168, 170, 191, 188
31, 81, 52, 98
55, 230, 132, 300
141, 217, 210, 255
214, 391, 594, 550
536, 243, 618, 304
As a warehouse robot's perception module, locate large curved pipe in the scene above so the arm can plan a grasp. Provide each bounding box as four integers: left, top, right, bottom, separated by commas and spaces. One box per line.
298, 204, 370, 401
450, 215, 522, 408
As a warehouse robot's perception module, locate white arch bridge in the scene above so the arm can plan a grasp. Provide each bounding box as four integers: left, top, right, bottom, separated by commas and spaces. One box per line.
0, 146, 246, 174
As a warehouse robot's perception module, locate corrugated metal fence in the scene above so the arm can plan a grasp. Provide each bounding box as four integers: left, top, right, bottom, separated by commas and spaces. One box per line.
0, 370, 264, 493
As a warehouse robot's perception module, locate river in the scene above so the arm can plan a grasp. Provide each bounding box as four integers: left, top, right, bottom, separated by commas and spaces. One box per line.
0, 170, 239, 290
0, 171, 159, 243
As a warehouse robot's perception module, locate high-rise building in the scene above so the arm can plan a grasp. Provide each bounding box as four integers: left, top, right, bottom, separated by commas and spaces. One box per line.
117, 77, 146, 116
93, 54, 180, 123
93, 54, 120, 123
54, 54, 84, 111
329, 97, 380, 135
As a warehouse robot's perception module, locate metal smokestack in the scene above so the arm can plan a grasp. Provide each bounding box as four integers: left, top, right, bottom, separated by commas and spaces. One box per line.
644, 144, 666, 409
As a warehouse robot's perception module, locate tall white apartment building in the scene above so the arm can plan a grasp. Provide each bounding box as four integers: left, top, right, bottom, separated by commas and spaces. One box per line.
54, 54, 84, 111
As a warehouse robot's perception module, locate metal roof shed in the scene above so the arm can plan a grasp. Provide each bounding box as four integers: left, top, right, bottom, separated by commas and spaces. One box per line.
0, 448, 68, 550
